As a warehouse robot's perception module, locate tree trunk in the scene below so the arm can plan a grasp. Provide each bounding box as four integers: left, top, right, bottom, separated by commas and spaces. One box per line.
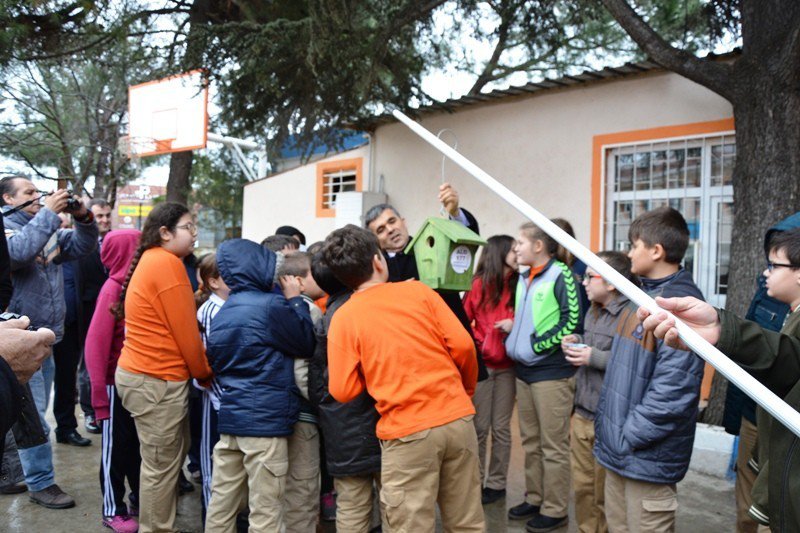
700, 60, 800, 425
167, 150, 193, 204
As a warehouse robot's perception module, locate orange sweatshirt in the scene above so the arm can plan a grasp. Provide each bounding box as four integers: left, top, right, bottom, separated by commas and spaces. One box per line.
118, 247, 212, 382
327, 280, 477, 440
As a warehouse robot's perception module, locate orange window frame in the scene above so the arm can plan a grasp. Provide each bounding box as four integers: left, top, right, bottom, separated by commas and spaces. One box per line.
316, 158, 364, 218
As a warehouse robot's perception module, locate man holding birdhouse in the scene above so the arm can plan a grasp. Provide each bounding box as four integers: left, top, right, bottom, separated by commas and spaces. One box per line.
365, 183, 486, 379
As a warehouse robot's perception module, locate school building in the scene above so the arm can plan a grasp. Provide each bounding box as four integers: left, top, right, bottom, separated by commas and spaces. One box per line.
243, 55, 734, 314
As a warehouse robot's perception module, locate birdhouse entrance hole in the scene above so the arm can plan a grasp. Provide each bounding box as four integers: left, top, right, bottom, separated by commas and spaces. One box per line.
427, 236, 435, 247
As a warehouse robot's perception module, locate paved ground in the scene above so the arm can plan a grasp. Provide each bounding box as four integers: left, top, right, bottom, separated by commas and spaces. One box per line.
0, 407, 736, 532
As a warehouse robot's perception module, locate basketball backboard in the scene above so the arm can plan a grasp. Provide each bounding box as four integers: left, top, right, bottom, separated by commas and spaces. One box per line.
127, 70, 208, 157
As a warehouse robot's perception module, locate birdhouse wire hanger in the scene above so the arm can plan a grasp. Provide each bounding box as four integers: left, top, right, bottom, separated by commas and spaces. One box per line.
436, 128, 458, 217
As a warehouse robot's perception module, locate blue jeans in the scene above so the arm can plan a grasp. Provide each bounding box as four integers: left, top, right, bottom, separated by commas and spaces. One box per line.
18, 355, 56, 491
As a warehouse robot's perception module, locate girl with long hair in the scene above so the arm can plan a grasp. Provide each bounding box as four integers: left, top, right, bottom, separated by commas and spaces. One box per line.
462, 234, 518, 504
113, 202, 212, 533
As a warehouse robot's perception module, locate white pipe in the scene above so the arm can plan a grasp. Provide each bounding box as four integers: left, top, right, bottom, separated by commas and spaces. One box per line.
391, 109, 800, 439
207, 132, 260, 150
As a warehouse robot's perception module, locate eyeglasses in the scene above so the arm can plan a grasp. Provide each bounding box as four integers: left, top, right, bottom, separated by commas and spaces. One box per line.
766, 261, 799, 272
583, 273, 603, 283
176, 222, 198, 234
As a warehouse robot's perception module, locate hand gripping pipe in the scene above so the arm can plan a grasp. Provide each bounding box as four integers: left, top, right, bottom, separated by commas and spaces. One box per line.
392, 109, 800, 439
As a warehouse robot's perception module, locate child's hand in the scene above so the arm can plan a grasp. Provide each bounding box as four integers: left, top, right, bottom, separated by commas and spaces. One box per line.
279, 275, 302, 299
564, 344, 592, 367
561, 334, 579, 350
494, 318, 513, 333
438, 182, 460, 217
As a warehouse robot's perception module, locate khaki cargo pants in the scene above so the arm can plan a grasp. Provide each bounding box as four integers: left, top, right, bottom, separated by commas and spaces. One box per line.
284, 421, 320, 532
115, 368, 190, 533
205, 434, 289, 533
604, 469, 677, 533
570, 412, 607, 533
334, 472, 383, 533
380, 416, 484, 532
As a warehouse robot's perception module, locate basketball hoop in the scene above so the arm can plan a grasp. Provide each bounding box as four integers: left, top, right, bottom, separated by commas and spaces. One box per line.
127, 70, 208, 158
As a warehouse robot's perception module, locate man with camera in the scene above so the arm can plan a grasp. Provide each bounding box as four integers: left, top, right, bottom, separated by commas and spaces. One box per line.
0, 176, 98, 509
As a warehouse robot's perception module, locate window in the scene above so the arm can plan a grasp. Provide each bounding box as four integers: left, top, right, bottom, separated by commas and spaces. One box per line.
605, 134, 735, 307
316, 158, 363, 217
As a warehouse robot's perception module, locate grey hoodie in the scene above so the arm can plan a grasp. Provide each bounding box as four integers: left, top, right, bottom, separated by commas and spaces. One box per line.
3, 206, 98, 342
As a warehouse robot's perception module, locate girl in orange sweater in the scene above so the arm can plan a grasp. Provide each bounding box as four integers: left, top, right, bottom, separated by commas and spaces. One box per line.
113, 202, 212, 533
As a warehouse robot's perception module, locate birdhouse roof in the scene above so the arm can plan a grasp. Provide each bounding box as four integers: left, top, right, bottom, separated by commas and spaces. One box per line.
406, 217, 486, 251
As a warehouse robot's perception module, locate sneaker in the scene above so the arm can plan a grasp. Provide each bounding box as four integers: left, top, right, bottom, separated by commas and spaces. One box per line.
481, 486, 506, 504
103, 515, 139, 533
320, 491, 336, 522
29, 484, 76, 509
84, 415, 101, 435
508, 501, 540, 520
526, 514, 567, 533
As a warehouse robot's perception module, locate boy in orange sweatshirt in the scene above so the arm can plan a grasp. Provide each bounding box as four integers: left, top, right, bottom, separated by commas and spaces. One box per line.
323, 225, 484, 532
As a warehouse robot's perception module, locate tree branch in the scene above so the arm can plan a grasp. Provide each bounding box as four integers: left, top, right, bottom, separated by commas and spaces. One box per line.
599, 0, 735, 100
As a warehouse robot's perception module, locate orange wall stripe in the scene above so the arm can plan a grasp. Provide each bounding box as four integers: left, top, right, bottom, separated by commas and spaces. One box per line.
590, 117, 735, 252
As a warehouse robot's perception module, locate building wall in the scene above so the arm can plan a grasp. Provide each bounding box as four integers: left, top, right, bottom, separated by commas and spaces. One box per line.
242, 146, 369, 245
371, 71, 733, 248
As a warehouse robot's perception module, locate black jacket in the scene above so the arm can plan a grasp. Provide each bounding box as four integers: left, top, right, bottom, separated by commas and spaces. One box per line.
0, 357, 21, 458
310, 290, 381, 477
384, 208, 487, 380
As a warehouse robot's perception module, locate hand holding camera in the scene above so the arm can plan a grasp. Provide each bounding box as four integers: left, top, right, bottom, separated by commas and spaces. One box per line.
43, 189, 87, 217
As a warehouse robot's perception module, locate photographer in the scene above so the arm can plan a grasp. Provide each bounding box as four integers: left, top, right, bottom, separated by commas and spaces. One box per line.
0, 176, 98, 509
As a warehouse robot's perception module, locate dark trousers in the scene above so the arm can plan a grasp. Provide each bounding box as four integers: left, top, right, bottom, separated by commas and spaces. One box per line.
99, 385, 141, 517
78, 300, 96, 418
53, 323, 81, 435
200, 390, 220, 521
188, 386, 203, 474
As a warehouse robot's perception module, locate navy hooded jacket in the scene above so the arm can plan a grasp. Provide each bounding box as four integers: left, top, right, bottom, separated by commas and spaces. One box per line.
208, 239, 316, 437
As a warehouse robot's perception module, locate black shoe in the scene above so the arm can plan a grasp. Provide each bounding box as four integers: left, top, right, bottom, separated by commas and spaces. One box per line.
526, 514, 567, 532
55, 430, 92, 447
481, 487, 506, 504
0, 482, 27, 494
84, 415, 101, 434
178, 471, 194, 495
508, 502, 540, 520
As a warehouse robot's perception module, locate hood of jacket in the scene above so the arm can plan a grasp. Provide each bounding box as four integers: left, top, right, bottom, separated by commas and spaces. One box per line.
101, 229, 140, 283
216, 238, 276, 293
763, 211, 800, 258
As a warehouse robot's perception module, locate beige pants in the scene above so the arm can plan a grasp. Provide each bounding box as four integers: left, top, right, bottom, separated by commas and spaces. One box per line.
205, 434, 289, 533
284, 422, 320, 533
380, 416, 484, 532
604, 469, 677, 533
334, 472, 383, 533
115, 367, 189, 533
473, 366, 516, 490
516, 377, 575, 517
571, 413, 607, 533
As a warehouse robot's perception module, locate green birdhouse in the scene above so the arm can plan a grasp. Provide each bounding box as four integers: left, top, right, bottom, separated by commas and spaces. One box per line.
405, 217, 486, 291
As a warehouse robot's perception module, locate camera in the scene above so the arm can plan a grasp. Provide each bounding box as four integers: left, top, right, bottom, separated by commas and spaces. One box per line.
63, 191, 82, 213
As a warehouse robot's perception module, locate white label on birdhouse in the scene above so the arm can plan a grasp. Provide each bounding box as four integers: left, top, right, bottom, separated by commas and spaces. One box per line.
450, 245, 472, 274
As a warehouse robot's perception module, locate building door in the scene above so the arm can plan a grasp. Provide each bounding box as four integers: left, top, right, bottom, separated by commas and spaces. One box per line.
604, 134, 735, 307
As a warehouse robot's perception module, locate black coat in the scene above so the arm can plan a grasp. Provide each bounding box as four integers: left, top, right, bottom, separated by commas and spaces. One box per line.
384, 208, 487, 380
74, 244, 107, 342
0, 357, 21, 458
310, 291, 382, 477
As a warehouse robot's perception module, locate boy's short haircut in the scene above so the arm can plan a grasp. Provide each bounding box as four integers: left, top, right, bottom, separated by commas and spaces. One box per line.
596, 250, 640, 286
768, 227, 800, 266
310, 252, 348, 296
322, 225, 382, 289
628, 206, 690, 264
261, 234, 300, 252
520, 222, 558, 256
277, 251, 311, 278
